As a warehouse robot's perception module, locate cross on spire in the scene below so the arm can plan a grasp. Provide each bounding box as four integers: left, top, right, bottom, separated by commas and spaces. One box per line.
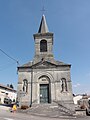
41, 6, 46, 14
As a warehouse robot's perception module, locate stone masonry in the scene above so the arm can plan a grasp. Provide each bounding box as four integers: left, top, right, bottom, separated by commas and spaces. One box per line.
17, 15, 75, 114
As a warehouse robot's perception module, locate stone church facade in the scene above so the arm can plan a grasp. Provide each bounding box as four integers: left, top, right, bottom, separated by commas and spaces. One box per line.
17, 15, 75, 112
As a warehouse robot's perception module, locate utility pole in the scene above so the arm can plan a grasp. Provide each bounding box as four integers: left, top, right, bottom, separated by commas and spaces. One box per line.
30, 61, 33, 107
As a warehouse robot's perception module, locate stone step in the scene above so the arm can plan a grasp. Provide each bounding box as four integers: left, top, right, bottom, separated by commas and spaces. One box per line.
27, 104, 75, 117
17, 103, 76, 118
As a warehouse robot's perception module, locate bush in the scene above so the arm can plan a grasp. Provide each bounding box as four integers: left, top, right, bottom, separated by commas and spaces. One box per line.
21, 105, 29, 110
80, 104, 86, 109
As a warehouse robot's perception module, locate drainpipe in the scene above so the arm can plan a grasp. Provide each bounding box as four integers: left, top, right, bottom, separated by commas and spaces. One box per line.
30, 61, 33, 107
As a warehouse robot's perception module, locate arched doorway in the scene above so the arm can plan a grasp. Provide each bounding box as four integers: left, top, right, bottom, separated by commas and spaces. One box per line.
39, 75, 51, 103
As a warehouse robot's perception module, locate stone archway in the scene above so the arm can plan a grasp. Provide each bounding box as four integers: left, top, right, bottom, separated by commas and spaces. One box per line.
38, 75, 51, 103
34, 72, 54, 104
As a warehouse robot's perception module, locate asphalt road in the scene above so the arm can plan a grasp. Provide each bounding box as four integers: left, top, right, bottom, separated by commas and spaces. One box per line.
0, 108, 90, 120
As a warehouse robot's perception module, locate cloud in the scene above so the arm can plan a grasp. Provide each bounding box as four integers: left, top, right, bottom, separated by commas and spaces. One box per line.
73, 83, 80, 88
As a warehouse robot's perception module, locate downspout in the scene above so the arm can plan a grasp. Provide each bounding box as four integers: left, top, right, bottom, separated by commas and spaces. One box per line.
30, 62, 33, 107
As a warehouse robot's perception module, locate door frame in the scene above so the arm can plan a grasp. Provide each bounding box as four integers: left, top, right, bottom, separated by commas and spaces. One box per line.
40, 84, 49, 103
38, 75, 51, 104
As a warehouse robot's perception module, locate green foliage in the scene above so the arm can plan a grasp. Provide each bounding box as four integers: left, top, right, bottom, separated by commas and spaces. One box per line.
10, 84, 14, 89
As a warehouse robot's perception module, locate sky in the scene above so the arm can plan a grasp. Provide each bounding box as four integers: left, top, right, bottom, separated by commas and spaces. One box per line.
0, 0, 90, 94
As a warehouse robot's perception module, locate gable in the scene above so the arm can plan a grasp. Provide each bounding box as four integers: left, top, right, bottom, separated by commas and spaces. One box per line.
18, 60, 71, 70
32, 61, 57, 69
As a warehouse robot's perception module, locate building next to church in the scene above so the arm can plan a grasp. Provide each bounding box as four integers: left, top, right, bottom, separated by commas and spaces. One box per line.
0, 84, 17, 104
17, 15, 75, 112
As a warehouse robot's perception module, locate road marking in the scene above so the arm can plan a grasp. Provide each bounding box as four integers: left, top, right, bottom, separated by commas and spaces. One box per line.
4, 118, 14, 120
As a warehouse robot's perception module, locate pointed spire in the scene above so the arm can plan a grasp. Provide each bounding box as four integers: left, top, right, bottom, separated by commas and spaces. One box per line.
38, 14, 49, 33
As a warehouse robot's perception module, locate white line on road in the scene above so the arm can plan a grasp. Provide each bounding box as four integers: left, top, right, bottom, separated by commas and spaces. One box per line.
4, 118, 14, 120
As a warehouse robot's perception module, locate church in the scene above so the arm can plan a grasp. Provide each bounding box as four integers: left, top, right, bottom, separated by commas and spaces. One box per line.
17, 15, 75, 113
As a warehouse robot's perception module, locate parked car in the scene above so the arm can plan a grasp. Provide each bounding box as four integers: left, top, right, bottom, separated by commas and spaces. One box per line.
4, 98, 12, 104
86, 100, 90, 116
86, 107, 90, 116
16, 101, 19, 107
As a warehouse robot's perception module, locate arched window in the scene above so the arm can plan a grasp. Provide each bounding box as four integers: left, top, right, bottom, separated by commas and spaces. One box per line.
23, 79, 28, 93
61, 78, 67, 92
40, 40, 47, 52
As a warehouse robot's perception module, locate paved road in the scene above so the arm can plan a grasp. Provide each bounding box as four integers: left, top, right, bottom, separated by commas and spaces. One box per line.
0, 107, 90, 120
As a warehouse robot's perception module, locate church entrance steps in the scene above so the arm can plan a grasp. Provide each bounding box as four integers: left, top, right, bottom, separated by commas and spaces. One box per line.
54, 100, 75, 115
59, 103, 75, 115
25, 104, 76, 118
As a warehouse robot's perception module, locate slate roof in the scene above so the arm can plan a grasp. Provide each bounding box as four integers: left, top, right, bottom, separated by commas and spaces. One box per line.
0, 84, 17, 92
18, 59, 71, 68
38, 14, 49, 33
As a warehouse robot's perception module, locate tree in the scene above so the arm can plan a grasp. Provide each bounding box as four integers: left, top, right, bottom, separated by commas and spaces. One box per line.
10, 84, 14, 89
7, 84, 9, 87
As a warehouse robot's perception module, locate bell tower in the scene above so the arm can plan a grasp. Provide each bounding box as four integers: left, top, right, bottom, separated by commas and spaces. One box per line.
33, 15, 54, 63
